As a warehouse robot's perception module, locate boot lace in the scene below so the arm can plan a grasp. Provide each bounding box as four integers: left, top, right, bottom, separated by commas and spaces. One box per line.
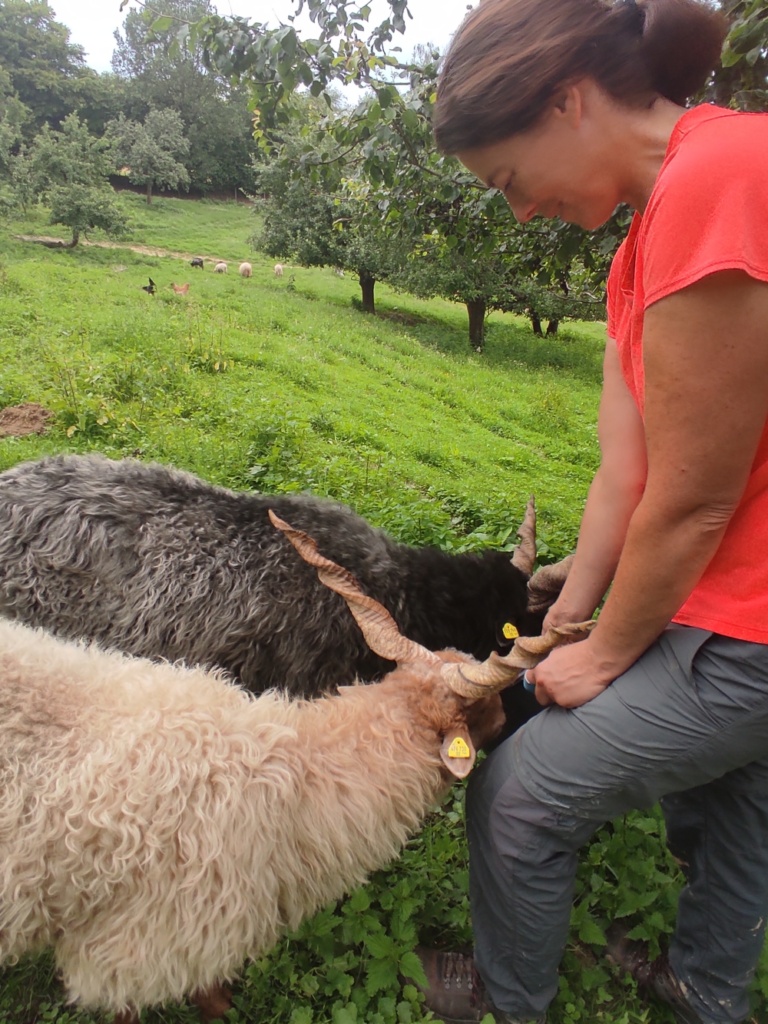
437, 951, 484, 1008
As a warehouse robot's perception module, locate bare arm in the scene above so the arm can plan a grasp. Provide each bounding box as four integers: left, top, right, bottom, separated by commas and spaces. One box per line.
544, 340, 647, 626
533, 270, 768, 707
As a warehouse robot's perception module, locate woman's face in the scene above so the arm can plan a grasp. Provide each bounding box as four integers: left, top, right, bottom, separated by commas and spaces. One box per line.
456, 84, 623, 230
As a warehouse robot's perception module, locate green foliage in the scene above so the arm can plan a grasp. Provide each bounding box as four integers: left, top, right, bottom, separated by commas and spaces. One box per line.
189, 0, 409, 113
252, 102, 406, 314
8, 113, 126, 245
572, 812, 681, 955
255, 149, 344, 267
24, 113, 113, 190
0, 66, 29, 177
112, 0, 259, 195
45, 182, 128, 248
191, 0, 768, 351
718, 0, 768, 108
248, 56, 621, 347
106, 109, 191, 204
0, 0, 95, 134
6, 188, 255, 260
228, 790, 476, 1024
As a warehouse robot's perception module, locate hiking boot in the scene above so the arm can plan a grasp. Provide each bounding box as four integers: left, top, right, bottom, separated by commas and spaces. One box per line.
414, 947, 546, 1024
605, 925, 703, 1024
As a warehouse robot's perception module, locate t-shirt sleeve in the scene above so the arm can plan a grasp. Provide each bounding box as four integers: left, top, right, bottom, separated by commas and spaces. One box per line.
605, 240, 626, 341
641, 115, 768, 309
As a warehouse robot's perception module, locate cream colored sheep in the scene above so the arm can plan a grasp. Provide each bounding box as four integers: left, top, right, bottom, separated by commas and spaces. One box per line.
238, 262, 252, 278
213, 261, 227, 273
273, 263, 284, 277
0, 621, 494, 1021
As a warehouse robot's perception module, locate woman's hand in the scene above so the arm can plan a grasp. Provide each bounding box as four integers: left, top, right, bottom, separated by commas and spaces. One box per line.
540, 600, 569, 634
526, 640, 617, 708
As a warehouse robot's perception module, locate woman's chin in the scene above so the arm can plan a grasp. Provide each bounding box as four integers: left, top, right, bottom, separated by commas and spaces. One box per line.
573, 210, 612, 231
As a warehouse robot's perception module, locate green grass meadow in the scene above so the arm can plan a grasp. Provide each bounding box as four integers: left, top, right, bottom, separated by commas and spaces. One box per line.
1, 193, 765, 1024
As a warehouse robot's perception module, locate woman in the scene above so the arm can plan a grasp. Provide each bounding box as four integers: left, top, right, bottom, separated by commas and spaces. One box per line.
417, 1, 768, 1023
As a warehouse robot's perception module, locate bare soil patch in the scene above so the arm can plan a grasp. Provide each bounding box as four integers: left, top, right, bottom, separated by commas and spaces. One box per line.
0, 403, 54, 437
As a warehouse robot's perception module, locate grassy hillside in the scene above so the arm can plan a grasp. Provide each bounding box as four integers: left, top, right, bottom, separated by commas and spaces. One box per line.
1, 198, 603, 557
9, 190, 255, 261
0, 197, 765, 1024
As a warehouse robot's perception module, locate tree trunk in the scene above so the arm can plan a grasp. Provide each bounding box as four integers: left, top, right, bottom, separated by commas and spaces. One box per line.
359, 271, 375, 314
545, 319, 559, 336
69, 229, 80, 248
467, 298, 486, 350
146, 181, 153, 205
530, 314, 544, 337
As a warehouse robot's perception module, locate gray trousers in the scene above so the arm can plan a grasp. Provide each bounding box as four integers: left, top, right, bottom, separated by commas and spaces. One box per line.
467, 626, 768, 1023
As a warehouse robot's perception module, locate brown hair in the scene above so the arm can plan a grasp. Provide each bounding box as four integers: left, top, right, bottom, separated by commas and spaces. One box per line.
434, 0, 729, 153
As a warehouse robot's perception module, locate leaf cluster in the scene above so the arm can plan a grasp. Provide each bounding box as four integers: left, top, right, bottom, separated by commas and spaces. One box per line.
0, 0, 97, 133
112, 0, 260, 194
717, 0, 768, 108
106, 109, 191, 197
6, 113, 126, 243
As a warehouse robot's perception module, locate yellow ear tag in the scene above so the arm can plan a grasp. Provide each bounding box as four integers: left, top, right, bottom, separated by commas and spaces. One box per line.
502, 623, 519, 641
448, 736, 471, 759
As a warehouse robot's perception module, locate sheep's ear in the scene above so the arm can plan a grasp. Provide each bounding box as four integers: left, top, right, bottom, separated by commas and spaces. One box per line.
440, 727, 477, 779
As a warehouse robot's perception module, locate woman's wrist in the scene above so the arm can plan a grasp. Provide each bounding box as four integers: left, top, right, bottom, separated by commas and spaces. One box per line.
545, 596, 599, 629
585, 627, 642, 682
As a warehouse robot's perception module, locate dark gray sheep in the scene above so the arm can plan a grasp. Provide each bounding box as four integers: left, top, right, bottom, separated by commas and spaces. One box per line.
0, 454, 568, 702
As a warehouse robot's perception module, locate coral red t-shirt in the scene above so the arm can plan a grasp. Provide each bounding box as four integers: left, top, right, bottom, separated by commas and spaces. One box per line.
606, 104, 768, 642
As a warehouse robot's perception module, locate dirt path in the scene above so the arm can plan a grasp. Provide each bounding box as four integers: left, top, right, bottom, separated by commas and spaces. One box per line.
13, 235, 222, 263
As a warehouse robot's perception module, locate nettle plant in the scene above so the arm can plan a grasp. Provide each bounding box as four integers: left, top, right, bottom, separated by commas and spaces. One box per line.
233, 787, 474, 1024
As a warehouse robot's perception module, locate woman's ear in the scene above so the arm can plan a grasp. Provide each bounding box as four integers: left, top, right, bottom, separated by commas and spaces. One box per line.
552, 81, 586, 126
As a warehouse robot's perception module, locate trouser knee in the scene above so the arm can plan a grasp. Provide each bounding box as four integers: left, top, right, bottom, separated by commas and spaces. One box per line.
466, 739, 597, 867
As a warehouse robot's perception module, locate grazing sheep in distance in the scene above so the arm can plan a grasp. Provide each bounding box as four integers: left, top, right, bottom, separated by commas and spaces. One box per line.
171, 282, 190, 295
0, 454, 572, 709
273, 263, 284, 277
190, 257, 204, 269
213, 261, 227, 273
239, 261, 252, 278
0, 505, 593, 1023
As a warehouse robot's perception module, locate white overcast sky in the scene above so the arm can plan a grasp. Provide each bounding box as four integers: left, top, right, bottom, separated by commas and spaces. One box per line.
49, 0, 476, 74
